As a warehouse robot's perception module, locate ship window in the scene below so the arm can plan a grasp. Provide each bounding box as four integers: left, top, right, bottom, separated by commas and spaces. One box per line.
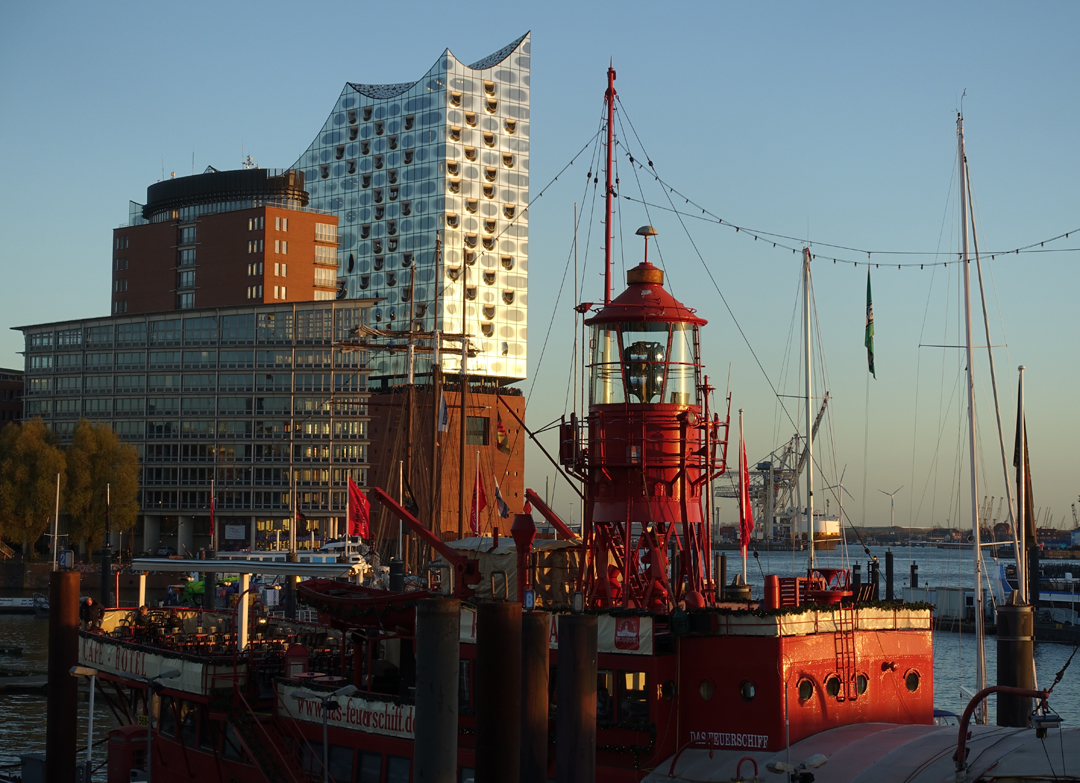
387, 757, 410, 783
740, 680, 756, 702
357, 752, 382, 783
661, 680, 676, 701
590, 321, 698, 406
597, 670, 614, 721
699, 680, 714, 701
618, 671, 649, 725
466, 416, 488, 445
158, 696, 176, 737
798, 679, 814, 703
905, 670, 920, 692
179, 700, 199, 747
825, 675, 841, 698
857, 673, 869, 695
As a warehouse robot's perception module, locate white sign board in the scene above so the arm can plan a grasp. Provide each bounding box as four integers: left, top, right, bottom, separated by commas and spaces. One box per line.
225, 525, 247, 540
278, 683, 414, 738
79, 634, 243, 695
457, 607, 653, 655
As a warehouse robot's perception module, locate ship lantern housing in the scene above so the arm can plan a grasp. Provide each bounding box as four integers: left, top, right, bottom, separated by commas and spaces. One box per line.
587, 251, 706, 409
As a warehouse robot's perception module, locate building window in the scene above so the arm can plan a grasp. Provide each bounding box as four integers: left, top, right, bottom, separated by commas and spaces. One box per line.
466, 416, 489, 445
248, 240, 263, 253
179, 227, 196, 245
177, 270, 196, 289
314, 268, 336, 287
274, 263, 287, 278
274, 286, 287, 300
275, 240, 288, 255
113, 300, 128, 314
178, 248, 196, 267
275, 216, 289, 232
248, 216, 264, 230
403, 114, 414, 130
114, 236, 129, 250
247, 262, 263, 276
247, 285, 263, 299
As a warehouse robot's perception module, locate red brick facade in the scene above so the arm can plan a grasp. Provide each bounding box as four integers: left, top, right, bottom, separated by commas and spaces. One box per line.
111, 207, 339, 314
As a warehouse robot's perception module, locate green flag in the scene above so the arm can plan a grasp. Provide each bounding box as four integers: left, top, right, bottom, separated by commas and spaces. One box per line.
864, 270, 875, 378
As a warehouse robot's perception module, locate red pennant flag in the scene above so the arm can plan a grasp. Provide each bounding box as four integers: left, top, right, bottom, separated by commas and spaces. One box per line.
347, 476, 370, 539
469, 464, 487, 535
209, 485, 216, 542
739, 433, 754, 557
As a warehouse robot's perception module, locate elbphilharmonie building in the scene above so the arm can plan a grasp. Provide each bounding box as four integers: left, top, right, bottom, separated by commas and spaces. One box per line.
293, 33, 531, 386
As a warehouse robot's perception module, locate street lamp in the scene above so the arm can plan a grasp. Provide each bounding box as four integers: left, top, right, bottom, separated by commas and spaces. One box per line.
138, 669, 180, 783
69, 666, 99, 781
290, 684, 357, 783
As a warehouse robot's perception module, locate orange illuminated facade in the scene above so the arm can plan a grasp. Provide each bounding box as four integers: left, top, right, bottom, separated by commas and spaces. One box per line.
111, 169, 340, 315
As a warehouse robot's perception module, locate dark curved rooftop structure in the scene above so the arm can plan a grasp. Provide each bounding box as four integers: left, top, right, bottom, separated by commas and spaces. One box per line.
143, 168, 308, 221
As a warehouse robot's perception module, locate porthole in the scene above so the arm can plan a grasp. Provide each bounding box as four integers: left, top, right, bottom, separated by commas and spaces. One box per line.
797, 679, 814, 703
661, 680, 676, 701
699, 680, 714, 701
739, 681, 756, 702
856, 674, 868, 695
825, 675, 841, 698
905, 670, 920, 693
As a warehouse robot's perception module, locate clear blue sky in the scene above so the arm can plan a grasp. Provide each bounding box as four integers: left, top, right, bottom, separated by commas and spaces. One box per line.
1, 1, 1077, 531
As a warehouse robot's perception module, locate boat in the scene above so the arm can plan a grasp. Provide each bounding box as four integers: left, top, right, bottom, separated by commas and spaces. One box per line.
72, 75, 1078, 783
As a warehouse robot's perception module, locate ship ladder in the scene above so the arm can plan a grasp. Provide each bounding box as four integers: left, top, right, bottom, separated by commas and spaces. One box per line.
833, 605, 858, 701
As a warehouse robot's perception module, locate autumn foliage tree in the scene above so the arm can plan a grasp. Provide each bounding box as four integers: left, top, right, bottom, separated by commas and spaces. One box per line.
0, 418, 66, 559
65, 419, 140, 556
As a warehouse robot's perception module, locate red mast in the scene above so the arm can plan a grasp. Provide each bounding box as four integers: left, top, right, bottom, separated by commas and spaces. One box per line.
604, 64, 617, 304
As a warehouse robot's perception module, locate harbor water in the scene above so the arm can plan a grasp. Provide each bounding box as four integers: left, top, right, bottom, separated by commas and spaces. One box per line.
2, 546, 1078, 769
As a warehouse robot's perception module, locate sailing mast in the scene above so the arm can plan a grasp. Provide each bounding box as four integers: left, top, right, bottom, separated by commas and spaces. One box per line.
802, 247, 815, 571
958, 112, 988, 720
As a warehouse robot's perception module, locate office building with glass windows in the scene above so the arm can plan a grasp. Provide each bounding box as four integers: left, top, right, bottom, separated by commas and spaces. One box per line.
294, 33, 531, 386
15, 301, 372, 554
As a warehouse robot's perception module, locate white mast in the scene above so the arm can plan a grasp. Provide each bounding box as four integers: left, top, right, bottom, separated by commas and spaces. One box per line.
959, 112, 987, 721
1017, 365, 1027, 601
803, 247, 815, 571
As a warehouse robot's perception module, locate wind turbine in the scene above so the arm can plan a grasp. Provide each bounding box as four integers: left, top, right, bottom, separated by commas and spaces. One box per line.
879, 486, 904, 531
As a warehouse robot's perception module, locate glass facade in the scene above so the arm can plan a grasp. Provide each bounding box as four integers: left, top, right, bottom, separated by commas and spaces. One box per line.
293, 33, 530, 384
18, 301, 372, 552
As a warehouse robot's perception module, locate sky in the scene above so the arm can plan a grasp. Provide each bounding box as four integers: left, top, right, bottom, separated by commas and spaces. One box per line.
1, 1, 1077, 532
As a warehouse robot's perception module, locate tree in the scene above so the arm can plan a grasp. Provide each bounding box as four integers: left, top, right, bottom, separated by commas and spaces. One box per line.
65, 419, 140, 557
0, 418, 66, 559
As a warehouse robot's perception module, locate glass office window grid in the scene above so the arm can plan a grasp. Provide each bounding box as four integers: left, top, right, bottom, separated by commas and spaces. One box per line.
293, 33, 530, 384
17, 302, 372, 543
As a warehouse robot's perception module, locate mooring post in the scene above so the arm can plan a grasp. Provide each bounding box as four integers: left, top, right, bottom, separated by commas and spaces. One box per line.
911, 561, 919, 590
720, 553, 728, 598
996, 599, 1036, 727
415, 598, 460, 783
521, 610, 550, 783
555, 613, 598, 783
870, 559, 880, 600
47, 570, 80, 783
886, 550, 894, 601
476, 601, 522, 783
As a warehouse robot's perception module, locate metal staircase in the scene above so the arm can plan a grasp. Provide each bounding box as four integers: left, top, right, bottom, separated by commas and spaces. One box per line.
229, 693, 311, 783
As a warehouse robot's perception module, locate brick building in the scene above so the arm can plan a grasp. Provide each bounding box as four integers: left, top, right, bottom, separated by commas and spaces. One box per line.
112, 168, 340, 315
0, 368, 22, 429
